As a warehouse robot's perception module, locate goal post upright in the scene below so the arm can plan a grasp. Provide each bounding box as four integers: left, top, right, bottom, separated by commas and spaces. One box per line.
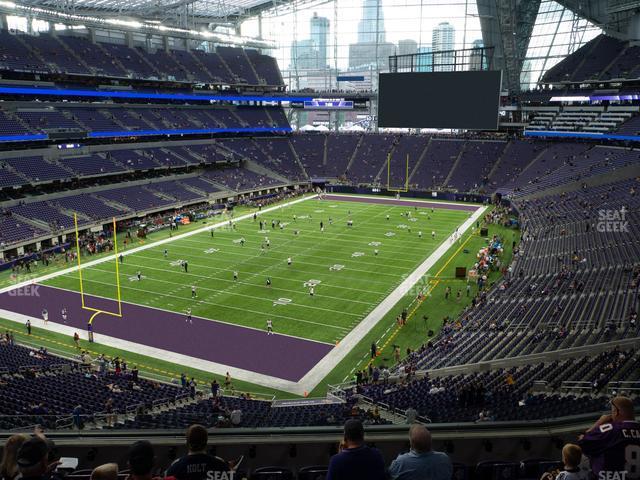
74, 214, 123, 324
386, 151, 410, 193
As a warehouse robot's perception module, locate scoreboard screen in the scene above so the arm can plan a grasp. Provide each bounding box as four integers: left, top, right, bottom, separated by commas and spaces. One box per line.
377, 71, 502, 130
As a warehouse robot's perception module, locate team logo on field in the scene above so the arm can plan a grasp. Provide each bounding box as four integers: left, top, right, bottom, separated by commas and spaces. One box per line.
329, 264, 345, 271
397, 224, 408, 229
304, 279, 322, 287
368, 241, 382, 247
419, 212, 428, 215
314, 210, 324, 213
408, 218, 417, 222
128, 275, 147, 282
280, 222, 290, 227
169, 260, 185, 267
273, 298, 292, 306
232, 239, 243, 244
385, 232, 396, 237
351, 252, 365, 257
204, 248, 219, 254
297, 215, 310, 220
329, 205, 338, 208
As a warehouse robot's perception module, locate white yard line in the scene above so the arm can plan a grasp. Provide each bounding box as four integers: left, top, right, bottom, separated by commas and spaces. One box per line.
0, 194, 487, 395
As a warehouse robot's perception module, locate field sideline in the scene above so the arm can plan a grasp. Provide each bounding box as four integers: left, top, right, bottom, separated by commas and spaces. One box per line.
0, 193, 499, 396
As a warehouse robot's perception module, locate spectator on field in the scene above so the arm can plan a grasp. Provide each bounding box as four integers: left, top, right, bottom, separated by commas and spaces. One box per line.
91, 463, 118, 480
126, 441, 161, 480
389, 425, 452, 480
165, 425, 230, 480
0, 434, 28, 480
327, 419, 385, 480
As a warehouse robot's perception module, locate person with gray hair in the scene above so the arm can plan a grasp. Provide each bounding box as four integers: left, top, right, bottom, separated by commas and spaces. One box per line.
388, 424, 452, 480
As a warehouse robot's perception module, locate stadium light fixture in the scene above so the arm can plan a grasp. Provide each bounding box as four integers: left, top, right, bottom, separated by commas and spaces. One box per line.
104, 18, 143, 29
0, 1, 275, 49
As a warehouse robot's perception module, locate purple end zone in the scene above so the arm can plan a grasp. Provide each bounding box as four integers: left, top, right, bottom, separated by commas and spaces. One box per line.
323, 194, 479, 211
0, 285, 333, 382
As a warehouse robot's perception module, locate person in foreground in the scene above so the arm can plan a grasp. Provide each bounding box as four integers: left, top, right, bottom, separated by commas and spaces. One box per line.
541, 444, 587, 480
165, 424, 230, 480
327, 419, 386, 480
126, 441, 162, 480
388, 424, 452, 480
578, 395, 639, 479
91, 463, 119, 480
15, 437, 60, 480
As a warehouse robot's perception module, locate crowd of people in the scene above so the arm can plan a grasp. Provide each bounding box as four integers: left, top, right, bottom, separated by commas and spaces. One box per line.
0, 396, 635, 480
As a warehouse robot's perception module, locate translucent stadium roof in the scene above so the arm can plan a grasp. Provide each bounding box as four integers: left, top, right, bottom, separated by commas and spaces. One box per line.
13, 0, 289, 22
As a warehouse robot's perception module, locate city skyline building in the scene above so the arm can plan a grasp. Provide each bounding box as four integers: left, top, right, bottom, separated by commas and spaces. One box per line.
469, 38, 485, 70
432, 21, 455, 71
349, 0, 394, 69
416, 45, 433, 72
310, 12, 330, 69
357, 0, 386, 44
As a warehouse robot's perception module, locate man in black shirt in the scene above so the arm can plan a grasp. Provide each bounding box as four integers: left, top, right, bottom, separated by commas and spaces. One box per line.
165, 425, 230, 480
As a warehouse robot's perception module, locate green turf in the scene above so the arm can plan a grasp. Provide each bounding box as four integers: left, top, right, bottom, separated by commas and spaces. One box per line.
1, 195, 518, 398
43, 197, 471, 344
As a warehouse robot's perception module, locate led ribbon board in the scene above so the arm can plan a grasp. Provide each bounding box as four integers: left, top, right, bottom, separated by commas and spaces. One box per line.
0, 85, 312, 103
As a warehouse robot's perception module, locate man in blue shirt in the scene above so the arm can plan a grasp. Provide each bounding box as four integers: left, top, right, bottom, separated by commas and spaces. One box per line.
389, 425, 452, 480
327, 419, 386, 480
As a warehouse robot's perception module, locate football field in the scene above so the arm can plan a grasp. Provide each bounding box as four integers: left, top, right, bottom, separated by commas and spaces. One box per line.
0, 194, 483, 394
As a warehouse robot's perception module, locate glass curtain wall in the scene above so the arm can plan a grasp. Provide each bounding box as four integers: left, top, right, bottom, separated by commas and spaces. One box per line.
520, 0, 601, 90
241, 0, 484, 93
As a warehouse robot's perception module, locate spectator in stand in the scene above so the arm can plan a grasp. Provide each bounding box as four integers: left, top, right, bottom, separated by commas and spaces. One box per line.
15, 437, 59, 480
229, 408, 242, 427
126, 441, 162, 480
388, 425, 452, 480
91, 463, 118, 480
541, 444, 587, 480
165, 425, 230, 480
327, 419, 385, 480
0, 434, 29, 480
578, 396, 639, 478
405, 407, 418, 424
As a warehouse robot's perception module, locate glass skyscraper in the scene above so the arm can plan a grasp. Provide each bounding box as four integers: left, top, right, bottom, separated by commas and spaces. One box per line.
432, 22, 455, 71
357, 0, 386, 44
310, 12, 330, 69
